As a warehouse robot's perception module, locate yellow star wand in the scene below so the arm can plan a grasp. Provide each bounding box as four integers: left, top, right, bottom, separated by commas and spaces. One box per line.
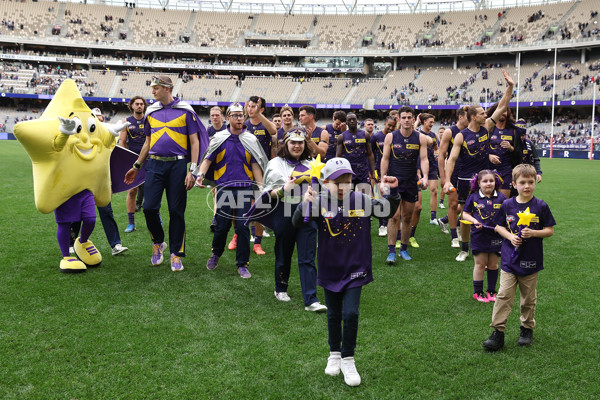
512, 206, 537, 257
304, 154, 326, 222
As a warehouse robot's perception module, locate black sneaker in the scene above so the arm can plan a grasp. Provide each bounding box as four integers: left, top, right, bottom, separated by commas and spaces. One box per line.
135, 204, 142, 212
517, 326, 533, 346
483, 329, 504, 351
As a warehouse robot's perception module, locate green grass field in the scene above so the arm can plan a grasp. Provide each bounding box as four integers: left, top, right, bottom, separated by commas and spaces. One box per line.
1, 140, 599, 399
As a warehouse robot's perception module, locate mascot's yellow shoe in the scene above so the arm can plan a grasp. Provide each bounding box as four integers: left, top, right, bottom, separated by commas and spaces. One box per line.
74, 238, 102, 267
60, 256, 87, 273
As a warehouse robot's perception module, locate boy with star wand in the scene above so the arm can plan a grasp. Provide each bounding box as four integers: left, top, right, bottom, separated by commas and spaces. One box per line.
293, 157, 402, 387
482, 164, 556, 351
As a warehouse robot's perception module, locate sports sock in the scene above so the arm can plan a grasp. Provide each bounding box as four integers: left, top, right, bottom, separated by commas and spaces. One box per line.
410, 226, 417, 238
400, 243, 408, 252
473, 280, 483, 294
254, 236, 262, 245
487, 269, 499, 293
431, 211, 436, 220
396, 230, 401, 241
128, 212, 135, 225
250, 225, 256, 237
388, 245, 395, 254
461, 241, 469, 252
440, 215, 449, 224
450, 228, 458, 239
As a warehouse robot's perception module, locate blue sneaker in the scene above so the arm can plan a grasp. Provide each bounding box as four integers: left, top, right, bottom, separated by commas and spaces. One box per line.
124, 223, 136, 233
399, 250, 412, 261
386, 252, 396, 265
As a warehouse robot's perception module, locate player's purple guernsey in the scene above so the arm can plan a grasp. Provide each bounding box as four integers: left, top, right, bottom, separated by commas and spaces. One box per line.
458, 126, 490, 178
340, 129, 370, 182
489, 126, 515, 173
493, 196, 556, 276
205, 131, 257, 188
245, 120, 272, 160
420, 129, 438, 179
387, 129, 420, 181
208, 124, 227, 138
324, 123, 343, 162
463, 190, 506, 253
144, 98, 201, 157
314, 191, 374, 292
277, 127, 286, 145
370, 130, 387, 176
125, 115, 145, 154
448, 125, 462, 183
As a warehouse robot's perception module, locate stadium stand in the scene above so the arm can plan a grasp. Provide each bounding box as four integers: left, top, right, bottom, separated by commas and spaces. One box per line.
0, 0, 55, 38
235, 76, 297, 103
63, 3, 127, 43
293, 77, 353, 104
191, 12, 253, 48
179, 75, 239, 102
313, 15, 376, 50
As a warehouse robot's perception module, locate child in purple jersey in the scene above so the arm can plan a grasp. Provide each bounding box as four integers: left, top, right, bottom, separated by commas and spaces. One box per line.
294, 158, 402, 387
482, 164, 555, 351
461, 170, 506, 303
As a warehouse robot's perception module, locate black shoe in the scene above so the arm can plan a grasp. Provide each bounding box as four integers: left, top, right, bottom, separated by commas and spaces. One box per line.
210, 217, 216, 232
517, 326, 533, 346
135, 204, 142, 212
483, 329, 504, 351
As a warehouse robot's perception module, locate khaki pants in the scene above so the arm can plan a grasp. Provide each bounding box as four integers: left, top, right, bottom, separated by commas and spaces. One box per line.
490, 270, 538, 332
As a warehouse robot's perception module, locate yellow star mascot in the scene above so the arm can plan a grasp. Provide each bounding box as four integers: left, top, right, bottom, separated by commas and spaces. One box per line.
14, 79, 128, 273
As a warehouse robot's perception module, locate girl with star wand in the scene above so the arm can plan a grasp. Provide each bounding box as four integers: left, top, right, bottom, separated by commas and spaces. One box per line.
293, 157, 402, 387
461, 170, 506, 303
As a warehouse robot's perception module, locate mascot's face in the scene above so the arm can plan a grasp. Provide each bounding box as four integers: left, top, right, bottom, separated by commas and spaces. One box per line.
66, 112, 106, 161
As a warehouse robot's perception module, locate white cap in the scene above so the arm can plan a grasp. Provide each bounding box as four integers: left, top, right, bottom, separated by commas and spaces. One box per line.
91, 107, 102, 116
321, 157, 355, 180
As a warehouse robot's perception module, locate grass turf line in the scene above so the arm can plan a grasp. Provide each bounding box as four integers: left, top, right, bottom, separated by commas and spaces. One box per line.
0, 140, 599, 399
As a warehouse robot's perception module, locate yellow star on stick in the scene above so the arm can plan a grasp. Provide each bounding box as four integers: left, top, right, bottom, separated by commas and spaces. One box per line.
13, 79, 116, 214
516, 207, 536, 227
309, 154, 326, 180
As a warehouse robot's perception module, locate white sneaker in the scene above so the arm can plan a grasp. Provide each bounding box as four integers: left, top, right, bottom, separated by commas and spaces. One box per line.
262, 231, 271, 238
69, 246, 75, 255
111, 243, 128, 256
430, 219, 439, 226
305, 302, 327, 313
274, 291, 291, 302
378, 226, 387, 237
438, 219, 449, 234
325, 352, 341, 376
451, 238, 460, 248
341, 357, 361, 387
250, 235, 255, 243
456, 251, 469, 262
439, 203, 446, 209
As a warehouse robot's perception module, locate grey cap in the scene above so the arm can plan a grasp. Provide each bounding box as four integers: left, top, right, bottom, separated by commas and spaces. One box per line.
322, 157, 355, 180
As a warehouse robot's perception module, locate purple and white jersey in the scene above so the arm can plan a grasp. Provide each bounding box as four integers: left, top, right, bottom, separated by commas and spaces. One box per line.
493, 196, 556, 276
125, 115, 145, 154
145, 98, 201, 157
340, 129, 370, 180
324, 123, 343, 162
277, 127, 287, 145
387, 129, 420, 181
458, 126, 490, 179
489, 126, 515, 173
463, 190, 506, 253
448, 125, 462, 180
420, 129, 438, 170
315, 191, 374, 292
245, 120, 273, 160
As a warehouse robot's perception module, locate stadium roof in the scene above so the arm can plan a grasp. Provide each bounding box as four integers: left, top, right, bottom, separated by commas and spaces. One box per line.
98, 0, 573, 14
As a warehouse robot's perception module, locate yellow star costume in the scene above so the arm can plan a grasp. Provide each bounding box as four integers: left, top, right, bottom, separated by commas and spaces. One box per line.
14, 79, 117, 272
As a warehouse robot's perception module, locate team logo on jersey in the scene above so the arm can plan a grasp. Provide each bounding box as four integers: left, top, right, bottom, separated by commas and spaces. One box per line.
254, 130, 266, 135
506, 215, 516, 222
501, 135, 512, 140
491, 239, 503, 246
520, 261, 537, 269
492, 135, 498, 140
350, 272, 367, 279
406, 144, 419, 150
476, 203, 484, 209
323, 210, 335, 219
486, 200, 492, 205
467, 140, 476, 146
478, 134, 488, 142
355, 138, 366, 143
344, 140, 353, 145
393, 144, 402, 149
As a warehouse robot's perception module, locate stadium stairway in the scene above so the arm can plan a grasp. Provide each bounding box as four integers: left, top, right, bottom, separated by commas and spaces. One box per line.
182, 11, 198, 45
287, 82, 303, 104
486, 10, 509, 45
47, 2, 66, 37
342, 85, 359, 104
358, 14, 383, 49
172, 79, 184, 99
230, 86, 242, 103
420, 13, 445, 45
119, 6, 134, 43
108, 74, 123, 98
536, 0, 581, 41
